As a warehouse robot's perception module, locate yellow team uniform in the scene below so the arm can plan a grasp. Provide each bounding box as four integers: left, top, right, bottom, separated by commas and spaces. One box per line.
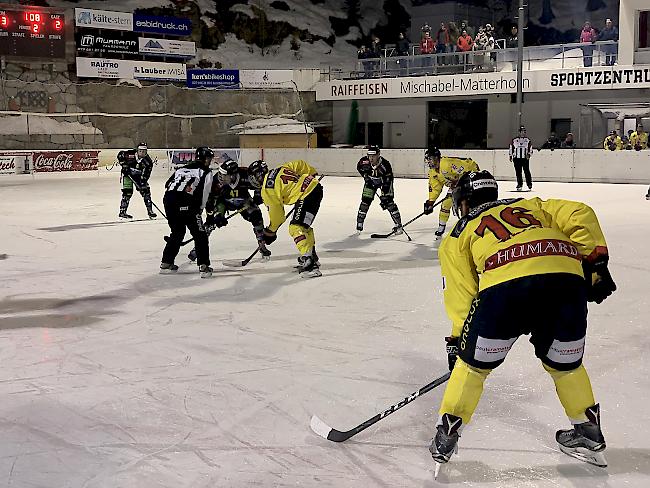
261, 160, 319, 255
630, 131, 648, 150
438, 197, 608, 425
428, 157, 479, 225
603, 135, 623, 150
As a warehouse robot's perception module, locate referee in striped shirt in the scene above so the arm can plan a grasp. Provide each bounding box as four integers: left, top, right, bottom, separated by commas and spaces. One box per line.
509, 126, 533, 191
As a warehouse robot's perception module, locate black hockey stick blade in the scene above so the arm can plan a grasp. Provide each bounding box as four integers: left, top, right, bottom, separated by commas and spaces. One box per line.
310, 371, 451, 442
223, 248, 260, 268
164, 235, 193, 246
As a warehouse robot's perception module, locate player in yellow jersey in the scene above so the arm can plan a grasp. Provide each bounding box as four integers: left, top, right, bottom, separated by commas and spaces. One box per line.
603, 130, 623, 151
424, 148, 479, 243
630, 123, 648, 151
430, 170, 616, 472
248, 159, 323, 278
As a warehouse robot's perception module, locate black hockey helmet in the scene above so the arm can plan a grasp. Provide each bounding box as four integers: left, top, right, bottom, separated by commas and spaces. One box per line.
195, 147, 214, 164
452, 170, 499, 217
248, 159, 268, 189
217, 158, 239, 184
425, 147, 441, 168
367, 145, 380, 155
117, 150, 126, 163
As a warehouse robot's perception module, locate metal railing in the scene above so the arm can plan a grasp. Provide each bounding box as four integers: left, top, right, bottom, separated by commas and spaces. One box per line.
322, 40, 619, 80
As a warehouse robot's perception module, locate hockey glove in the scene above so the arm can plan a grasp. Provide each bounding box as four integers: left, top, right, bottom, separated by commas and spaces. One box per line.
204, 214, 216, 228
424, 200, 435, 215
262, 228, 277, 245
212, 214, 227, 228
252, 192, 264, 206
445, 336, 459, 372
583, 257, 616, 304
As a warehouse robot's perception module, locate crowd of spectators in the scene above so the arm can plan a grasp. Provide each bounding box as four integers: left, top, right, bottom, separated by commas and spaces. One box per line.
356, 16, 619, 78
603, 125, 648, 151
579, 18, 619, 67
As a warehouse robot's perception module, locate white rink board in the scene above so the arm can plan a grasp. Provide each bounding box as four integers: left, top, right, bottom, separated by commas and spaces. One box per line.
1, 172, 649, 487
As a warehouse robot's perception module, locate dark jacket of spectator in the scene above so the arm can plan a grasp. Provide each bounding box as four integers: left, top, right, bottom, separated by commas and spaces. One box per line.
457, 32, 474, 52
507, 26, 519, 48
369, 36, 382, 59
396, 33, 410, 56
436, 25, 450, 46
541, 133, 562, 150
420, 33, 434, 55
598, 24, 619, 42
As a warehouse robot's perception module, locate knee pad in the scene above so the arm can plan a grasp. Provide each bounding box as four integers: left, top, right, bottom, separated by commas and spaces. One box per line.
379, 195, 393, 210
121, 189, 133, 197
244, 208, 263, 226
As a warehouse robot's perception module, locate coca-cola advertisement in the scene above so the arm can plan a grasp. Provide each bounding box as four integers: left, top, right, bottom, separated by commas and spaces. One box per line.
32, 151, 99, 172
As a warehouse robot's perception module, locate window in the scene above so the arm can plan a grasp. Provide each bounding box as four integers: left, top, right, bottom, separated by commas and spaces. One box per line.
551, 118, 572, 139
640, 11, 649, 49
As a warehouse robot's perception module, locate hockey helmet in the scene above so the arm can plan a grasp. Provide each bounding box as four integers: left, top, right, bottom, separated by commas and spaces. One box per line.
248, 159, 269, 188
367, 145, 380, 155
452, 170, 498, 217
217, 158, 239, 185
195, 147, 215, 165
117, 150, 126, 163
136, 142, 148, 157
425, 147, 441, 168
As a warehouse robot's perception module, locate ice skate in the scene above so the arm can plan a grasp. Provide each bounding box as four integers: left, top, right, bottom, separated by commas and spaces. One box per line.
298, 254, 322, 278
356, 221, 364, 234
119, 211, 133, 219
188, 249, 197, 262
199, 264, 213, 278
259, 245, 272, 261
556, 404, 607, 468
148, 210, 157, 219
516, 186, 523, 192
392, 225, 404, 236
646, 193, 650, 201
434, 223, 446, 242
159, 263, 179, 274
429, 413, 462, 478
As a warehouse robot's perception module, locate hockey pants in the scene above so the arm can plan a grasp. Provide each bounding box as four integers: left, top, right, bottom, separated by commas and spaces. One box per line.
289, 184, 323, 256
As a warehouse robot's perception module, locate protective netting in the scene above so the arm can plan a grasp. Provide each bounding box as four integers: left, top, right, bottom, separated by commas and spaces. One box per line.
0, 79, 309, 150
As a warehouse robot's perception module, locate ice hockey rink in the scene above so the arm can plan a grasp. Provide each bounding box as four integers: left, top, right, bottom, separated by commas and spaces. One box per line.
1, 171, 649, 488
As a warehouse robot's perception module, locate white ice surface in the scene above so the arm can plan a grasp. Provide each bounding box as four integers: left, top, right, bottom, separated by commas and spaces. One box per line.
1, 172, 649, 487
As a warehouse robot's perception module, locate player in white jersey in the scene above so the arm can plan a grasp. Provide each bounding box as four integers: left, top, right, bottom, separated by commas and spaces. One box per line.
509, 126, 533, 192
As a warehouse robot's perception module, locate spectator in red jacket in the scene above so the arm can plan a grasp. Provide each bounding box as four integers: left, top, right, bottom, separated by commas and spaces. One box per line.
457, 30, 473, 67
580, 21, 597, 67
436, 22, 451, 62
420, 31, 435, 72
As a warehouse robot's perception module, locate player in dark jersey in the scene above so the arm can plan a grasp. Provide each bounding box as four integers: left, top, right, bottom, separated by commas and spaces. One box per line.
187, 159, 270, 261
356, 146, 403, 233
118, 142, 156, 219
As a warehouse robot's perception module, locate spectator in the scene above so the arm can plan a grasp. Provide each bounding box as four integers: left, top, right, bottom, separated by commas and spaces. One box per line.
630, 123, 648, 151
420, 31, 435, 72
357, 45, 371, 78
421, 22, 432, 36
448, 22, 460, 64
598, 18, 619, 66
473, 26, 489, 70
603, 130, 623, 151
460, 20, 474, 38
395, 32, 410, 75
436, 22, 450, 63
561, 132, 576, 148
623, 130, 633, 150
580, 21, 597, 67
507, 25, 518, 49
457, 29, 474, 66
369, 35, 382, 75
541, 131, 562, 150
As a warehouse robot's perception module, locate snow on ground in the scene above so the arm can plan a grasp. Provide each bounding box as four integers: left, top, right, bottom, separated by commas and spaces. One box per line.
1, 172, 649, 487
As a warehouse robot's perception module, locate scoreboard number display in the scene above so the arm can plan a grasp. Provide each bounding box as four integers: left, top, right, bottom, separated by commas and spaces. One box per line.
0, 9, 66, 58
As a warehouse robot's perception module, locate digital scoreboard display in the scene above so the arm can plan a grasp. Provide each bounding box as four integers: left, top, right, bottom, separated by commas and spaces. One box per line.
0, 9, 66, 58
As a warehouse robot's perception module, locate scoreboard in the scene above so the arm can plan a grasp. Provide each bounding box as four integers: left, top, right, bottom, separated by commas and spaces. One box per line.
0, 9, 66, 58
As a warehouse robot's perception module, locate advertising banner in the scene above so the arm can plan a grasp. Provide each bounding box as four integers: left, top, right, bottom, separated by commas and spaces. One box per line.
32, 151, 99, 172
76, 30, 139, 57
240, 70, 293, 88
316, 65, 650, 101
76, 57, 132, 79
139, 38, 196, 58
0, 153, 22, 174
76, 57, 186, 81
132, 60, 186, 81
133, 14, 192, 36
186, 69, 239, 88
75, 8, 133, 31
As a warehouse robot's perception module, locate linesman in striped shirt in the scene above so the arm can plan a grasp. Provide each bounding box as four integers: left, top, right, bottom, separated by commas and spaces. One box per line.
509, 126, 533, 192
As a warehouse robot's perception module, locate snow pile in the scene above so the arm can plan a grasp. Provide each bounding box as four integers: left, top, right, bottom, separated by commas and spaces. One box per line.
230, 117, 313, 135
0, 115, 101, 135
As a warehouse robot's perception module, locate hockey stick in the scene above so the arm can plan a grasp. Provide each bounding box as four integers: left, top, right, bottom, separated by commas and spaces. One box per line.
370, 197, 446, 239
310, 371, 451, 442
167, 207, 248, 247
223, 175, 325, 268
